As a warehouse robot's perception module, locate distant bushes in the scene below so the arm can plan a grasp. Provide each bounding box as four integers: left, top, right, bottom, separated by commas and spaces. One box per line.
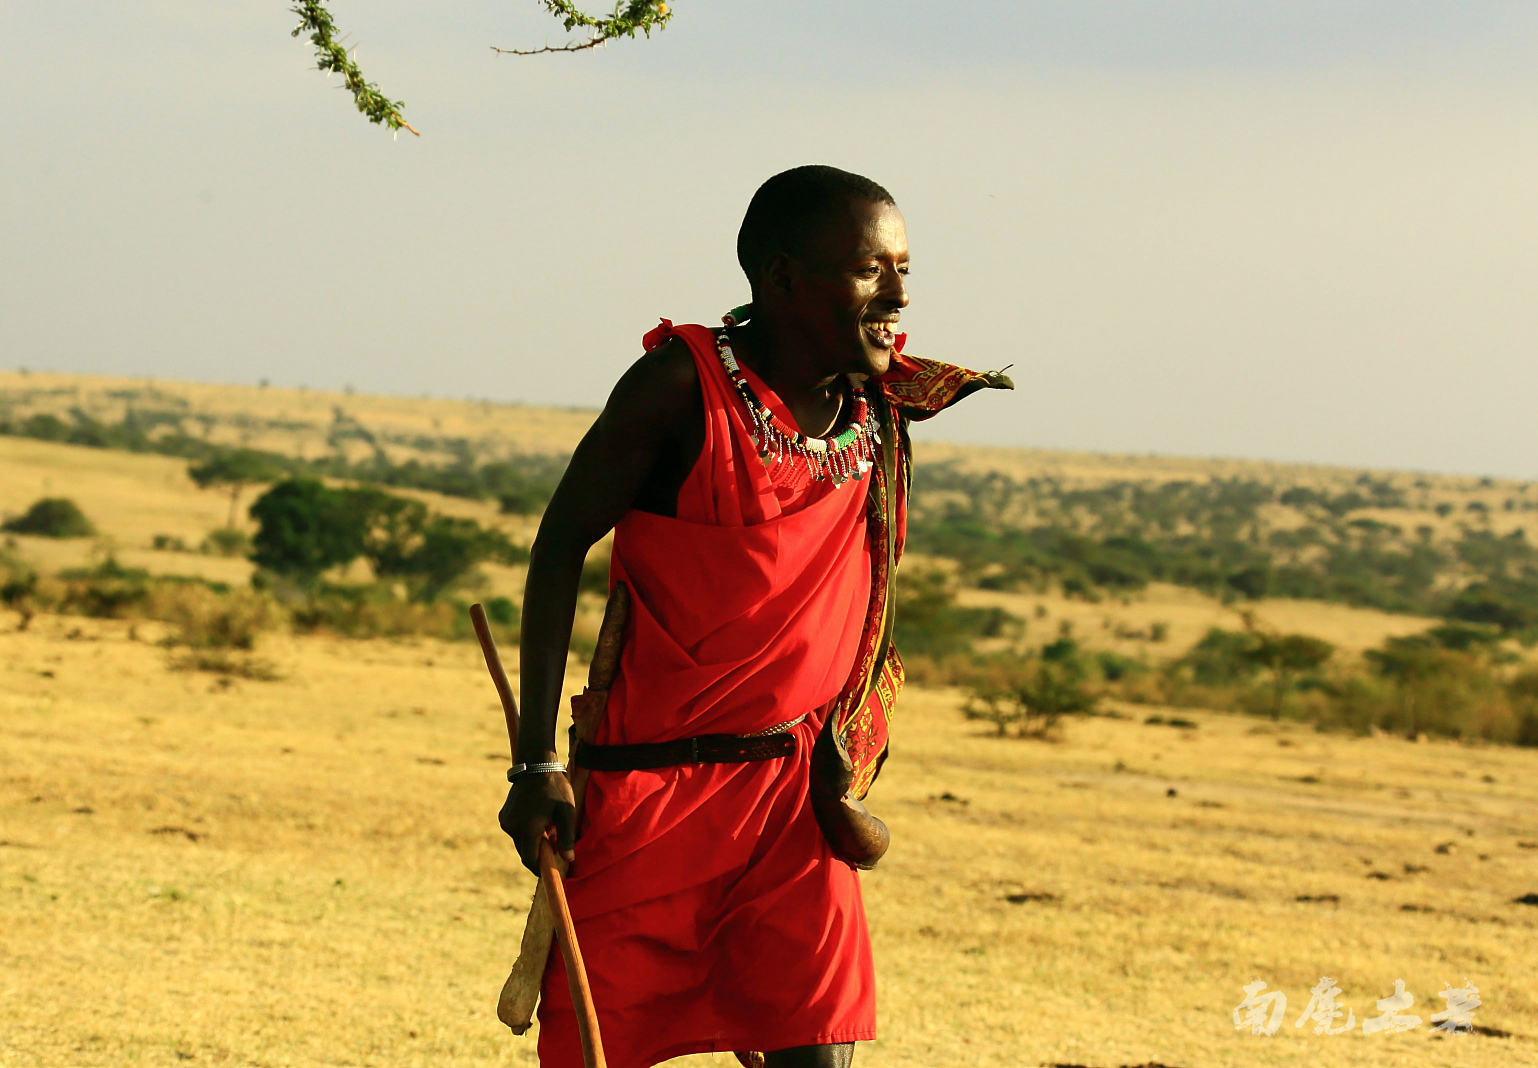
249, 478, 525, 602
963, 637, 1100, 738
287, 583, 468, 641
905, 464, 1538, 631
0, 555, 283, 673
1110, 618, 1538, 747
0, 477, 532, 650
2, 497, 96, 538
155, 583, 280, 651
201, 527, 251, 557
895, 569, 1022, 684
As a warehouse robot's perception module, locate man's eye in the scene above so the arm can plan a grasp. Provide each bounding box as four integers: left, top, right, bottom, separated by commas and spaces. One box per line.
897, 266, 910, 276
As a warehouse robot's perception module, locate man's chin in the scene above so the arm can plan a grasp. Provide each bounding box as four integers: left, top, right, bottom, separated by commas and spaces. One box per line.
852, 340, 892, 378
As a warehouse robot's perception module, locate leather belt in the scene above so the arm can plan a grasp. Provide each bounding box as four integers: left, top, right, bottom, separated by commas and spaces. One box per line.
574, 731, 796, 771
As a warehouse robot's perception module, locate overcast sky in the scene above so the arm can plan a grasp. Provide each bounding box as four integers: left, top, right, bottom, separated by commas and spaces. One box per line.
3, 2, 1535, 478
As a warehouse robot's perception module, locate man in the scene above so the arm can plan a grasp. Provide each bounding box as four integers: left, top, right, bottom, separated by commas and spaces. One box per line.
500, 165, 1011, 1068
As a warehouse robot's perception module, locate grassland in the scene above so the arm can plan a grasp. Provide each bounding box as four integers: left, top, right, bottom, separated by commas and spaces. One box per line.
3, 614, 1536, 1068
3, 373, 1537, 1067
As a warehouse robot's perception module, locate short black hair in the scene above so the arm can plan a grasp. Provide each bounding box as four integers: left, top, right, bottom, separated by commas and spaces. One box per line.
736, 165, 895, 284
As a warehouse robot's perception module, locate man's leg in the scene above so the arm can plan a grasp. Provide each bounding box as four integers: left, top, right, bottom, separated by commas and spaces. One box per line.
763, 1043, 854, 1068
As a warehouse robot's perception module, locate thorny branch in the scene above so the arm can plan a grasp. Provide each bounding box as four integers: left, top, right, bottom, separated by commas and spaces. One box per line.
491, 1, 673, 56
292, 2, 673, 134
291, 1, 418, 136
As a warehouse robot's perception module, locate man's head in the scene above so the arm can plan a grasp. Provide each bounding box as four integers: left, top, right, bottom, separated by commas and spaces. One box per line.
737, 165, 910, 377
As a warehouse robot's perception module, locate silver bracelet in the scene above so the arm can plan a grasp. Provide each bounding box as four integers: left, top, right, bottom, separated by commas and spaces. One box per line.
507, 761, 566, 783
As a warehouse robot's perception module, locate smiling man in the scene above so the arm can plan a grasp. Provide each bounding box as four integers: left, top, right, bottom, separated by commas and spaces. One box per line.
500, 165, 1012, 1068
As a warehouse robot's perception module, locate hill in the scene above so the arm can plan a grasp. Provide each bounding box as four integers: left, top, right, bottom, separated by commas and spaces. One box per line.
3, 369, 1536, 748
4, 368, 1533, 629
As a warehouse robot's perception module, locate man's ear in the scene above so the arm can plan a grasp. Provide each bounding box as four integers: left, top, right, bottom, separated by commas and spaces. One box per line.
762, 251, 796, 298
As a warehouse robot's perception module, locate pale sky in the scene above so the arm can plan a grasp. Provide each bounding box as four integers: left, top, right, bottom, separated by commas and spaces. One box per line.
3, 2, 1535, 478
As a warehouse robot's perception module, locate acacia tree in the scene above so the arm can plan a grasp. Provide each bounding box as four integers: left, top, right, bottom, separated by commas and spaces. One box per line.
189, 450, 283, 528
290, 1, 674, 136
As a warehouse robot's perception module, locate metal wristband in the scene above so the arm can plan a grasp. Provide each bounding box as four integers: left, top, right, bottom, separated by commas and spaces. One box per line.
507, 761, 566, 783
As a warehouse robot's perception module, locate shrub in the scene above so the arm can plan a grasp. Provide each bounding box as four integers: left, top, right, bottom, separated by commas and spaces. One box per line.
1447, 584, 1533, 633
250, 479, 521, 600
1179, 627, 1263, 687
963, 648, 1099, 739
56, 558, 153, 618
2, 497, 96, 538
151, 534, 188, 552
0, 549, 42, 630
499, 487, 545, 515
152, 584, 281, 650
578, 552, 612, 596
288, 582, 465, 640
249, 479, 366, 581
484, 595, 518, 627
1226, 565, 1271, 600
896, 569, 1020, 659
201, 528, 251, 557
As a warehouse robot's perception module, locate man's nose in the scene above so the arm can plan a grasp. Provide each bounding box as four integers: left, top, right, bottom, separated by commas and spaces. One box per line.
885, 268, 909, 308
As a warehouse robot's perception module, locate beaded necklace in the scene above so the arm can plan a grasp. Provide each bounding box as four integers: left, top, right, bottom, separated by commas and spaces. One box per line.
714, 307, 880, 487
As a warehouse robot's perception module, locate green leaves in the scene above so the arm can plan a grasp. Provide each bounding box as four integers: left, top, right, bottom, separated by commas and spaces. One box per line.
290, 1, 417, 136
493, 1, 674, 56
290, 2, 675, 133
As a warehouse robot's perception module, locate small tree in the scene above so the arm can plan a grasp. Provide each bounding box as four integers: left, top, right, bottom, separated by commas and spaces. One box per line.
1245, 632, 1335, 720
189, 450, 283, 528
250, 478, 519, 600
248, 478, 366, 584
1229, 611, 1334, 720
1, 498, 96, 538
351, 487, 519, 601
964, 644, 1099, 739
0, 550, 41, 630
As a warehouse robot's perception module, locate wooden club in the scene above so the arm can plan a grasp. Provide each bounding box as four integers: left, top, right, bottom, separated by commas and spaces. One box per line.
469, 600, 610, 1068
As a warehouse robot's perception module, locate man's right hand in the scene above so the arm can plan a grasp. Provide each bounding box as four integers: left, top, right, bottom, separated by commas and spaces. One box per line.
498, 772, 577, 876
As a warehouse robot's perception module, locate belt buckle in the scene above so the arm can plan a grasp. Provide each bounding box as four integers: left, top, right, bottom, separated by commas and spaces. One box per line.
690, 737, 700, 763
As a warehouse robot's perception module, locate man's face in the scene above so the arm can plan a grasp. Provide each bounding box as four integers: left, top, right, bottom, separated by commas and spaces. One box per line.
786, 198, 910, 378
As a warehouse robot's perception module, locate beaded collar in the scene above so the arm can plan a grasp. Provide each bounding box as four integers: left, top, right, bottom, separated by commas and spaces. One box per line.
714, 312, 879, 487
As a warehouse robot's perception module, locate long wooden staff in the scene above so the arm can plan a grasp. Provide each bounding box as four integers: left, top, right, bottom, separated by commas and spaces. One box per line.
470, 602, 519, 763
539, 832, 607, 1068
471, 585, 629, 1045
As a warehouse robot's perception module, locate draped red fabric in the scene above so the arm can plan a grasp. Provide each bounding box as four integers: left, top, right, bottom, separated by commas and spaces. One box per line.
534, 322, 877, 1067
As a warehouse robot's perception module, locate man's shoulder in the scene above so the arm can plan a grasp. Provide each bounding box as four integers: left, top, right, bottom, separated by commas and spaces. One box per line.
603, 334, 702, 432
632, 334, 700, 391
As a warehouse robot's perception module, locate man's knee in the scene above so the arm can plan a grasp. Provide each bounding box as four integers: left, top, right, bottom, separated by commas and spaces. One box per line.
762, 1042, 854, 1068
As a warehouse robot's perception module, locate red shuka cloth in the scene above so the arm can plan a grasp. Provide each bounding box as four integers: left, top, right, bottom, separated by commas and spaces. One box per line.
534, 321, 877, 1067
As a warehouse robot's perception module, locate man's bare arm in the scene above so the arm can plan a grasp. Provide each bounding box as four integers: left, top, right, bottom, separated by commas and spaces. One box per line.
499, 339, 700, 874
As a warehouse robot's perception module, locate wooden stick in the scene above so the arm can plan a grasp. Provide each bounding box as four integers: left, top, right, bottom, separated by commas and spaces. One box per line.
540, 835, 607, 1068
492, 584, 629, 1035
470, 602, 519, 758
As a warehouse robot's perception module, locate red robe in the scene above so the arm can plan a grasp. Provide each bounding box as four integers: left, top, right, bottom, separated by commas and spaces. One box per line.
536, 321, 877, 1066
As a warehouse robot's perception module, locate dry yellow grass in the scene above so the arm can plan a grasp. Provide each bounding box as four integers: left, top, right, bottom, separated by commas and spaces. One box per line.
3, 613, 1536, 1068
4, 374, 1538, 1066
